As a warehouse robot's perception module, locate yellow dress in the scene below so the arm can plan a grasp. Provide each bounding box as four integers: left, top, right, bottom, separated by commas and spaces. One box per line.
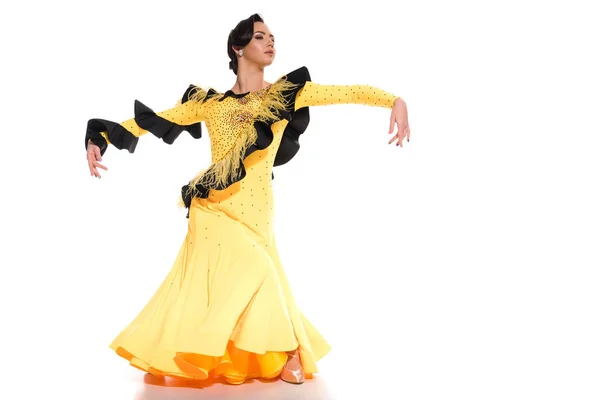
85, 66, 398, 383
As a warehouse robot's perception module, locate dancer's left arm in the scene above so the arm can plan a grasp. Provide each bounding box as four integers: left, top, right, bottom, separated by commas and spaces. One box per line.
294, 82, 410, 147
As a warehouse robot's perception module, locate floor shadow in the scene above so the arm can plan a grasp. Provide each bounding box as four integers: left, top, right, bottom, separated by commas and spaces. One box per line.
134, 373, 337, 400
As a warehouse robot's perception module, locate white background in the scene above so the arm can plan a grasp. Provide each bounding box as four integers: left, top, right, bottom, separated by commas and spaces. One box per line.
1, 0, 599, 399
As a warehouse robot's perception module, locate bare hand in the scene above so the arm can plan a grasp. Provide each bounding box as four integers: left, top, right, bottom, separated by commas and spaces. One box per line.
87, 139, 107, 178
388, 98, 410, 147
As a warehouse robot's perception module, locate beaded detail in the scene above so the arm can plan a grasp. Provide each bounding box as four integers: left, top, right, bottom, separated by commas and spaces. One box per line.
256, 85, 272, 98
185, 79, 298, 197
234, 111, 253, 124
236, 85, 272, 104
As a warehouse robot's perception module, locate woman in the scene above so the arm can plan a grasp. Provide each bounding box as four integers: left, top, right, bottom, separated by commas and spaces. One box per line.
85, 13, 410, 385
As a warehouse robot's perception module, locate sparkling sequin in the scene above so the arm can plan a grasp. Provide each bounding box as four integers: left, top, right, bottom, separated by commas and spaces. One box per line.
234, 111, 253, 124
257, 85, 271, 99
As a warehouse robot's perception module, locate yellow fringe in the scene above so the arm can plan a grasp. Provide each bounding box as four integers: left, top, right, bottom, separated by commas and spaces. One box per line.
188, 85, 210, 104
183, 77, 299, 203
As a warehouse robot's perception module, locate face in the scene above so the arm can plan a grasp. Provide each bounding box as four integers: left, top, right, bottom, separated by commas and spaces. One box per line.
236, 21, 276, 68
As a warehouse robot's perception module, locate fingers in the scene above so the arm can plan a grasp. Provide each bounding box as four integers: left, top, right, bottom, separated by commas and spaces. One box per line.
94, 161, 108, 171
388, 132, 404, 147
388, 129, 397, 144
388, 121, 410, 147
89, 161, 107, 178
87, 153, 95, 176
88, 159, 101, 178
387, 112, 411, 147
87, 148, 107, 178
88, 161, 101, 178
94, 146, 102, 162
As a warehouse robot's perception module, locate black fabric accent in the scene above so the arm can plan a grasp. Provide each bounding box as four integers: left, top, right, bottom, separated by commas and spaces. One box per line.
85, 119, 138, 156
180, 86, 256, 216
273, 106, 309, 166
181, 87, 221, 139
181, 67, 311, 218
180, 165, 247, 218
180, 183, 210, 218
220, 90, 251, 101
182, 85, 220, 104
86, 134, 109, 156
181, 85, 198, 102
134, 86, 220, 144
84, 85, 211, 154
225, 65, 311, 166
274, 66, 312, 166
134, 100, 197, 144
245, 121, 275, 157
180, 66, 312, 218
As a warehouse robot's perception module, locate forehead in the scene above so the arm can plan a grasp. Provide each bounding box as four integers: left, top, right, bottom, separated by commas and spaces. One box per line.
253, 21, 273, 35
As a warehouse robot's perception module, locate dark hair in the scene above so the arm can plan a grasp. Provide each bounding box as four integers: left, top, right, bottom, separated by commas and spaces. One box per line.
228, 13, 264, 75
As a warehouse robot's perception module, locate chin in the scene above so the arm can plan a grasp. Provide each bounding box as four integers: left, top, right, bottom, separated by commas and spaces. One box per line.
264, 54, 275, 65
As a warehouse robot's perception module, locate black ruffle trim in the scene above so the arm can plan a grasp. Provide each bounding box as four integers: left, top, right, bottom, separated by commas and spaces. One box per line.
84, 85, 213, 155
85, 119, 138, 156
134, 100, 200, 144
181, 66, 312, 218
273, 66, 312, 166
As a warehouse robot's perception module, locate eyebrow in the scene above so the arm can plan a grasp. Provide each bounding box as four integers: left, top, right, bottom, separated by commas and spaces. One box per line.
255, 31, 274, 38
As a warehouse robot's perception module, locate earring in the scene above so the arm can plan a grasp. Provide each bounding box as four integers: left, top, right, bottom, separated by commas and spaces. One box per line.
238, 49, 243, 57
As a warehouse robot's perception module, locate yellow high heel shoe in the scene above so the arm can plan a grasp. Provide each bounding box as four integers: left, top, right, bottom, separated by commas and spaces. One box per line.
280, 349, 304, 384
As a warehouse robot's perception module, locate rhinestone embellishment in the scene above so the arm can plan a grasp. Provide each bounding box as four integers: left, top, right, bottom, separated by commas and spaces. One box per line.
235, 111, 253, 124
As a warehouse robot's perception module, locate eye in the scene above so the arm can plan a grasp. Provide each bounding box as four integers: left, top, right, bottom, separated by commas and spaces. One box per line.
255, 35, 263, 40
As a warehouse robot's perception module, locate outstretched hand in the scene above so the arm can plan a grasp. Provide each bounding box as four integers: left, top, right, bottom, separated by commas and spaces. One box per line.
87, 139, 107, 178
388, 98, 410, 147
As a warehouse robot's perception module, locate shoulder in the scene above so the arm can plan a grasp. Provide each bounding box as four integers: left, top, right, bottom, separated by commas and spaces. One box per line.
276, 66, 311, 85
181, 85, 223, 104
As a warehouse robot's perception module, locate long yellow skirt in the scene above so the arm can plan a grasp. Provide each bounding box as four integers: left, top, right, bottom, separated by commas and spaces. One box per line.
109, 197, 331, 383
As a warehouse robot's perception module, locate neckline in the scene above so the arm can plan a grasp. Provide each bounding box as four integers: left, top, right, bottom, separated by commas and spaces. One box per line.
224, 90, 251, 98
224, 84, 272, 98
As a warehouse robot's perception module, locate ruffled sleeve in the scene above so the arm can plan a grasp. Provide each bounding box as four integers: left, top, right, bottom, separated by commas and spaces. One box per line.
268, 67, 400, 167
84, 85, 212, 156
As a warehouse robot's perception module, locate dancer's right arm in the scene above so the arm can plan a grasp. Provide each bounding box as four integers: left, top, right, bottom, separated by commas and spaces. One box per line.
85, 85, 210, 178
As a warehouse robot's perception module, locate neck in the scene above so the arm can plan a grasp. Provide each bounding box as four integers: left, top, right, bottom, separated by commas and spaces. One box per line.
232, 64, 267, 94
